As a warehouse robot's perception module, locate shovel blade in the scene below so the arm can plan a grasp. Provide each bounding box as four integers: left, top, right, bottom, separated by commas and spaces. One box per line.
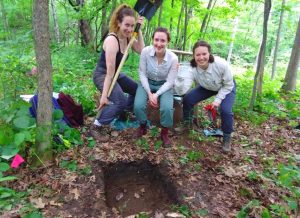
134, 0, 163, 20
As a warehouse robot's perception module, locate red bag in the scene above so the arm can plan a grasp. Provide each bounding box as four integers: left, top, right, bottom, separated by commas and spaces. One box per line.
57, 92, 84, 127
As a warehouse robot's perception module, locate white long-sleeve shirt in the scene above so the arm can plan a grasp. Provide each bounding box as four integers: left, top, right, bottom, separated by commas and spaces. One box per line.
176, 56, 234, 104
139, 46, 178, 96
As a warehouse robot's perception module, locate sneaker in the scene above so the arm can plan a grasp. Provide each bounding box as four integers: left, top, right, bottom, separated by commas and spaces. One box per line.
88, 124, 110, 142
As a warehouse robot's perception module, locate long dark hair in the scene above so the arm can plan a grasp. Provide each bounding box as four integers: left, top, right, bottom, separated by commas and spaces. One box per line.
190, 40, 214, 68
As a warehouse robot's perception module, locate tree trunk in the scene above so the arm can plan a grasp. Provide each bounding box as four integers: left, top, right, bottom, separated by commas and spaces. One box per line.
271, 0, 285, 80
227, 17, 239, 64
249, 0, 271, 110
169, 0, 174, 33
157, 1, 163, 27
257, 0, 271, 94
175, 1, 184, 49
68, 0, 93, 46
182, 0, 188, 52
200, 0, 213, 38
202, 0, 218, 40
100, 1, 108, 40
50, 0, 60, 44
33, 0, 53, 162
0, 0, 10, 40
282, 16, 300, 92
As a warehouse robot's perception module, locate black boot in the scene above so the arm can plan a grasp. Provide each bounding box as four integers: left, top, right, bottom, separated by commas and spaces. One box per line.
222, 133, 231, 152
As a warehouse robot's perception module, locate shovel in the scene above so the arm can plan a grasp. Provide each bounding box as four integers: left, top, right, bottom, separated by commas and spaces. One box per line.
97, 0, 163, 119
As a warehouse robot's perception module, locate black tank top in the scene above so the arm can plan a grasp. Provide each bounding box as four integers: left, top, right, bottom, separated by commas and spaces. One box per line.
94, 34, 128, 74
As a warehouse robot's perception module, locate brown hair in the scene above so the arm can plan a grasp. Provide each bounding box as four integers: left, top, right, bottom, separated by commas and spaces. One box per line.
152, 27, 171, 42
190, 40, 214, 67
109, 4, 135, 33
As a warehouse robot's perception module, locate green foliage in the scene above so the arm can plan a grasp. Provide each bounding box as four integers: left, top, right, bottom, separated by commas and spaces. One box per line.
136, 138, 150, 152
180, 150, 204, 165
0, 187, 27, 212
234, 70, 300, 125
236, 199, 261, 218
247, 170, 259, 181
59, 160, 77, 172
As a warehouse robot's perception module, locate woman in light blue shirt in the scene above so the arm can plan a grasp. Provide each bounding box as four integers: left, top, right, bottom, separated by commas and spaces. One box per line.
134, 27, 178, 147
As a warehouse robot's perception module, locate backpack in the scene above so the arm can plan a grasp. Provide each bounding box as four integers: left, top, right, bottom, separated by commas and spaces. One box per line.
57, 92, 84, 127
29, 94, 70, 126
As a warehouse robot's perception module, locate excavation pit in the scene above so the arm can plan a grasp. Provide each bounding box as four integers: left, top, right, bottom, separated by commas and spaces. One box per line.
103, 161, 178, 216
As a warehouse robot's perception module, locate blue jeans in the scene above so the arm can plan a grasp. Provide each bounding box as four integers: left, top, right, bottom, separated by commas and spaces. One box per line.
134, 81, 174, 128
183, 82, 236, 134
93, 72, 137, 125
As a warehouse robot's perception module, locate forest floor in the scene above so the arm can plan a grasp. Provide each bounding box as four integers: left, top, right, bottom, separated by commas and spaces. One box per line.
4, 115, 300, 218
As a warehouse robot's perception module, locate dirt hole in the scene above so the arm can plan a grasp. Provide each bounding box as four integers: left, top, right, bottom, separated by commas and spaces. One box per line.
103, 161, 178, 216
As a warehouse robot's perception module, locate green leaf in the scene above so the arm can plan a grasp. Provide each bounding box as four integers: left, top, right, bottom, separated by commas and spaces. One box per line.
287, 198, 298, 210
261, 208, 271, 218
53, 109, 64, 120
13, 116, 31, 129
195, 208, 209, 216
0, 163, 10, 172
23, 211, 43, 218
1, 146, 19, 160
14, 132, 26, 146
88, 140, 95, 148
0, 176, 18, 182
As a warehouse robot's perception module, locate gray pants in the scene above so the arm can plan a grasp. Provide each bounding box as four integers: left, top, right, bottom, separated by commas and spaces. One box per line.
93, 72, 137, 125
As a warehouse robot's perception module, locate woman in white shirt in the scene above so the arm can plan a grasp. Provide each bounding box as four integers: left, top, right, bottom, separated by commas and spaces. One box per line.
180, 40, 236, 152
134, 27, 178, 147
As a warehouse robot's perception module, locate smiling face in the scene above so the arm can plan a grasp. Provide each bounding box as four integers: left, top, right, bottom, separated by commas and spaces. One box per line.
118, 15, 135, 38
153, 31, 169, 56
194, 46, 210, 70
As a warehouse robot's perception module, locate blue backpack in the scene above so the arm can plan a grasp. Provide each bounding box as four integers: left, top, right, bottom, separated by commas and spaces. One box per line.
29, 94, 71, 126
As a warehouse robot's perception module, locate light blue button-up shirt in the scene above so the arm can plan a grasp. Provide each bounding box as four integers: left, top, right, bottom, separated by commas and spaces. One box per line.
139, 46, 178, 96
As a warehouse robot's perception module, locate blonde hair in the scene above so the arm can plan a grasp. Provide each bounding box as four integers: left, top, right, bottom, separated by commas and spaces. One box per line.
109, 4, 136, 33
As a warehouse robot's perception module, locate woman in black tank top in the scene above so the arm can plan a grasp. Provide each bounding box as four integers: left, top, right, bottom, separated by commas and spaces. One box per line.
91, 4, 144, 137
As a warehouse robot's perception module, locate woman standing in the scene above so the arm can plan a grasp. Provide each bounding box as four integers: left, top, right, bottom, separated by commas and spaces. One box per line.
91, 4, 144, 140
178, 40, 236, 152
134, 27, 178, 147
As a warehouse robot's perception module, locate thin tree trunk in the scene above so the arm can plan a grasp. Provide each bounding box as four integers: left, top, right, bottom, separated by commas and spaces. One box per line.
158, 1, 163, 27
202, 0, 218, 40
68, 0, 93, 46
282, 16, 300, 92
271, 0, 285, 80
249, 0, 271, 110
33, 0, 53, 162
100, 1, 108, 40
227, 17, 239, 64
200, 0, 213, 38
169, 0, 174, 33
257, 0, 271, 94
50, 0, 60, 44
175, 1, 184, 49
182, 0, 188, 52
0, 0, 10, 40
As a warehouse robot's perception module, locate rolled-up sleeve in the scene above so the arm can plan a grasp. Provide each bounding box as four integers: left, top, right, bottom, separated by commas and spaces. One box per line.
156, 55, 178, 96
214, 62, 234, 104
139, 48, 151, 94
